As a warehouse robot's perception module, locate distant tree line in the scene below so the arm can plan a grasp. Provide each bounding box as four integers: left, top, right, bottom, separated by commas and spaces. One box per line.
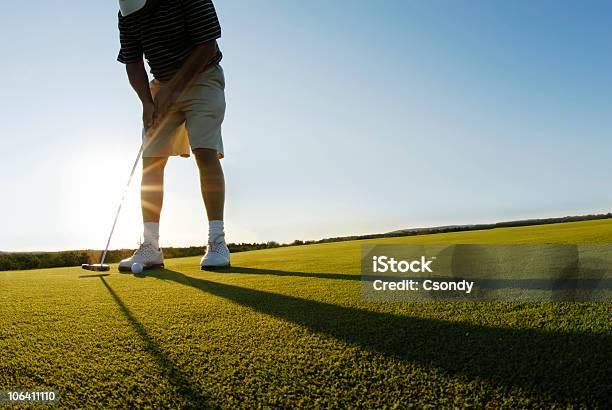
1, 213, 610, 271
0, 243, 284, 271
315, 213, 612, 243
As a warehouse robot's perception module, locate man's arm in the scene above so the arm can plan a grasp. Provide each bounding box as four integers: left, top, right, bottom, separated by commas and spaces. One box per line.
153, 41, 218, 122
126, 59, 155, 129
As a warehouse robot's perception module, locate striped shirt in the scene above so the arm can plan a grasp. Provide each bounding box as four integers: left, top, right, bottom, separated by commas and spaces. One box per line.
117, 0, 222, 82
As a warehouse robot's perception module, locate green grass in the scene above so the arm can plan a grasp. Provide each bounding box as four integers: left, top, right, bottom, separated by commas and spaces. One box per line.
1, 219, 611, 408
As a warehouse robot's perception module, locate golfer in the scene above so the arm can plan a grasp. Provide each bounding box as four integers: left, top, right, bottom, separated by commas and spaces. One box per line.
116, 0, 229, 270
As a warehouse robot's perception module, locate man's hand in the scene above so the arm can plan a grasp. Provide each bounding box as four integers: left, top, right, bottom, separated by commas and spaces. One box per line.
127, 42, 217, 132
153, 42, 218, 122
142, 100, 155, 130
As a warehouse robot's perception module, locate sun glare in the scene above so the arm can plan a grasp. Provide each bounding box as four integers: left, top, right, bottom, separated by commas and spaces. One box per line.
60, 145, 143, 250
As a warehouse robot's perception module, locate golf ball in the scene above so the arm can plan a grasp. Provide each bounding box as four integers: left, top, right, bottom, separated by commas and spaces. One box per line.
131, 263, 144, 274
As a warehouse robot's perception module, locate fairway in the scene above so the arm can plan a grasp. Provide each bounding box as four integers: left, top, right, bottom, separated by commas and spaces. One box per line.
1, 220, 611, 408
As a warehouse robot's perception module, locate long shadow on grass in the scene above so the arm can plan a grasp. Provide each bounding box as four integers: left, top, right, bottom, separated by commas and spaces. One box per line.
149, 269, 610, 407
99, 277, 216, 408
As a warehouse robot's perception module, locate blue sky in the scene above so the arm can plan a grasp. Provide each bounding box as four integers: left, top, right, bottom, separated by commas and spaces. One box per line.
0, 0, 610, 251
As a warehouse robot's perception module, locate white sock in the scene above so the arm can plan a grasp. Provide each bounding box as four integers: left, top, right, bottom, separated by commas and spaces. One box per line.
143, 222, 160, 249
208, 220, 225, 243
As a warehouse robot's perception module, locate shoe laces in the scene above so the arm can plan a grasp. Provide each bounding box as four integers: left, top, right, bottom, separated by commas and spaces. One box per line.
134, 241, 158, 258
207, 241, 229, 256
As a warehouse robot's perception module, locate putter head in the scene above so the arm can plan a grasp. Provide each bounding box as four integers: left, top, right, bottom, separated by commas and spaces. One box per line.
81, 263, 111, 272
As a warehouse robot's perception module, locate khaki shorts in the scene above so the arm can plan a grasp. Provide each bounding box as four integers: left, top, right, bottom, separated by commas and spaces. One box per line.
144, 64, 226, 158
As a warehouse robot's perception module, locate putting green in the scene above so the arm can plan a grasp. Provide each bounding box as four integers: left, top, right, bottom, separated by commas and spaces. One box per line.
1, 219, 611, 407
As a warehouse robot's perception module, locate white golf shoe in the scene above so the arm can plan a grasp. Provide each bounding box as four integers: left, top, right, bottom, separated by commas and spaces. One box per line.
201, 241, 230, 270
118, 242, 164, 272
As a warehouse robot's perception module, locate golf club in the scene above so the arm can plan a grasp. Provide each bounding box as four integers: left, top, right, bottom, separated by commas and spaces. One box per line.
82, 135, 146, 271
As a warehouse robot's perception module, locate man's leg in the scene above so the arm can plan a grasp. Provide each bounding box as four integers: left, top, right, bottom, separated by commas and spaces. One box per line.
141, 157, 168, 247
193, 148, 225, 222
194, 148, 230, 268
118, 156, 167, 271
142, 157, 168, 221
